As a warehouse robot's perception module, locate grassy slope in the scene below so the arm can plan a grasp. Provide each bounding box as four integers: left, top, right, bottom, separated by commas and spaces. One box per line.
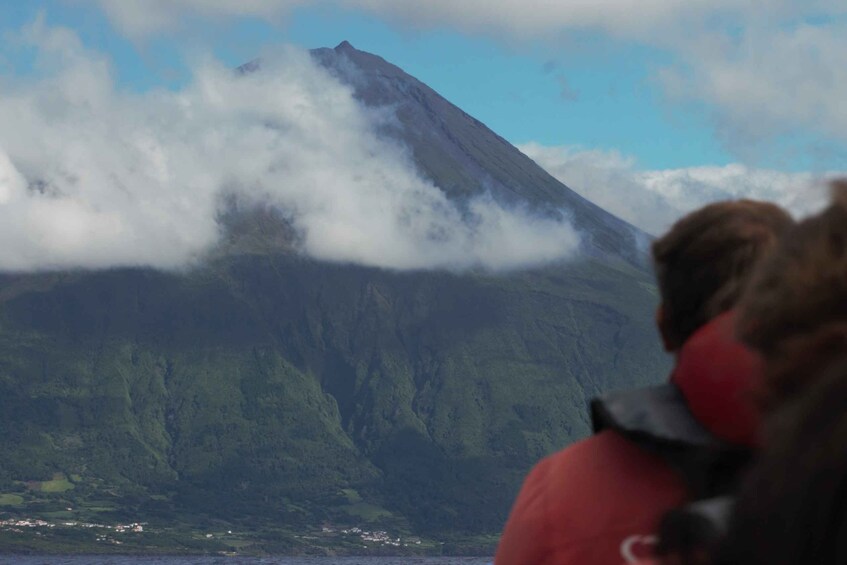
0, 253, 669, 549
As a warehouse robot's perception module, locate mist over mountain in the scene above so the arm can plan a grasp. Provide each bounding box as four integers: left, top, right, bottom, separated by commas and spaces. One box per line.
518, 141, 833, 236
0, 21, 591, 273
309, 41, 646, 262
0, 41, 668, 554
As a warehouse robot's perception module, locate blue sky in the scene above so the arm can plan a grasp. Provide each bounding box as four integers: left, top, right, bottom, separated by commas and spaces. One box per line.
4, 0, 835, 172
0, 0, 845, 271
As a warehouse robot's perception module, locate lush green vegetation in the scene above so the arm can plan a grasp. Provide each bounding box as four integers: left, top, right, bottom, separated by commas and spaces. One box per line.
0, 495, 23, 506
0, 252, 669, 554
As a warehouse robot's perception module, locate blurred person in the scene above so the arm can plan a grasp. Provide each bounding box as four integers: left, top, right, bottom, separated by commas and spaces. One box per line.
650, 180, 847, 565
736, 180, 847, 411
698, 181, 847, 565
495, 200, 794, 565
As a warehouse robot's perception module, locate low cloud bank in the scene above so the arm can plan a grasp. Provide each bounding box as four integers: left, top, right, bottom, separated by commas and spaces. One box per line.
0, 19, 579, 272
520, 142, 836, 236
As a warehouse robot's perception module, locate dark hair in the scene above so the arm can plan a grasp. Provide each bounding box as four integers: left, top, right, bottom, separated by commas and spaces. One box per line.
652, 200, 793, 350
738, 180, 847, 409
656, 505, 725, 565
716, 354, 847, 565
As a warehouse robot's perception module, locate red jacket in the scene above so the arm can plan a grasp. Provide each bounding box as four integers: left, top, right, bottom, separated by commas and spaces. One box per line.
494, 312, 761, 565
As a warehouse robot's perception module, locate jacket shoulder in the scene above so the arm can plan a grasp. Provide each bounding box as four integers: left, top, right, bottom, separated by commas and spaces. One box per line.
496, 431, 686, 565
543, 431, 685, 522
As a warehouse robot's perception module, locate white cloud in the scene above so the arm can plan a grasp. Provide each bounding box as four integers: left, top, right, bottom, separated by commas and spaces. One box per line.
86, 0, 847, 155
0, 18, 579, 272
349, 2, 847, 151
90, 0, 835, 41
661, 21, 847, 149
93, 0, 309, 38
519, 142, 835, 235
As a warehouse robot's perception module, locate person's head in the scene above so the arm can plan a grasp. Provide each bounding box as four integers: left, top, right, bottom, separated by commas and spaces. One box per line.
652, 200, 794, 352
715, 354, 847, 565
737, 180, 847, 410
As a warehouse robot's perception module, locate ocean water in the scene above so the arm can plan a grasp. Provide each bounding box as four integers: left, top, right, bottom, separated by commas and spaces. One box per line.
0, 558, 492, 565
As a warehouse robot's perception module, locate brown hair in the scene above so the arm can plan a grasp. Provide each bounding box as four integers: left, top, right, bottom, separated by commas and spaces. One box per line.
652, 200, 794, 349
738, 180, 847, 409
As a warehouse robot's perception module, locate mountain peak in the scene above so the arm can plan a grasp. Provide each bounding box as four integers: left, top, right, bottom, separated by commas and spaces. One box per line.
309, 42, 644, 262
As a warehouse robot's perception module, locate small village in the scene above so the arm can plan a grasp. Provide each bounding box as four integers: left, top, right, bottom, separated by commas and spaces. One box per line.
331, 526, 422, 548
1, 516, 431, 552
0, 517, 144, 535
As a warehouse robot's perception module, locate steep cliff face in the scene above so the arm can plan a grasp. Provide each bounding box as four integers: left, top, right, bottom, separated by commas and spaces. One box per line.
0, 42, 669, 541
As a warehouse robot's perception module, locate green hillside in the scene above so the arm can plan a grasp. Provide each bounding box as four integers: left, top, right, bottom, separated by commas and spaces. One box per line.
0, 254, 668, 553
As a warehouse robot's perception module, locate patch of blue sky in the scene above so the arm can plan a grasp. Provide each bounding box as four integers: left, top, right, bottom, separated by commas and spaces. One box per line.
4, 1, 844, 172
762, 132, 847, 173
0, 0, 189, 91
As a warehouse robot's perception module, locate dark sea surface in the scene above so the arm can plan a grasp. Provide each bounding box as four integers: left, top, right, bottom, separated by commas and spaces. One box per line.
0, 558, 492, 565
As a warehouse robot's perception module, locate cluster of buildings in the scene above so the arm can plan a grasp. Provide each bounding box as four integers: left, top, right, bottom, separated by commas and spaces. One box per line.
336, 526, 422, 547
0, 517, 144, 534
0, 518, 53, 532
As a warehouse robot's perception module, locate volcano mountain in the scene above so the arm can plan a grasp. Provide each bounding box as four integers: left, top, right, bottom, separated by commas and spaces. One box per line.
0, 42, 669, 554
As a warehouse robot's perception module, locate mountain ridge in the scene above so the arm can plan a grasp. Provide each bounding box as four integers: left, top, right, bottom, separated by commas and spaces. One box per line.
0, 43, 669, 555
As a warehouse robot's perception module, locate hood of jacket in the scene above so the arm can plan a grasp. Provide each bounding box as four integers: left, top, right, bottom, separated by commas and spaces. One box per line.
670, 310, 762, 447
592, 311, 763, 449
